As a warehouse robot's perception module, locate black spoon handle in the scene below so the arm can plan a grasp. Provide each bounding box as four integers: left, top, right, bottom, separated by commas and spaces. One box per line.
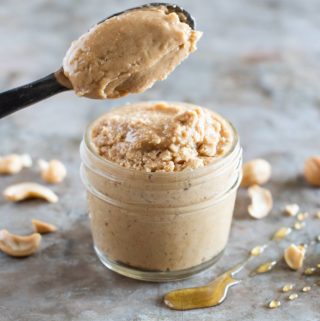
0, 72, 70, 119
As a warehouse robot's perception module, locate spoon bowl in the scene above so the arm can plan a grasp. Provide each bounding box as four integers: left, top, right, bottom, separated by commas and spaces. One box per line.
102, 3, 195, 29
0, 3, 195, 119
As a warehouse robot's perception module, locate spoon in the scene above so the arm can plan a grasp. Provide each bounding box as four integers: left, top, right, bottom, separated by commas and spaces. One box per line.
0, 3, 195, 119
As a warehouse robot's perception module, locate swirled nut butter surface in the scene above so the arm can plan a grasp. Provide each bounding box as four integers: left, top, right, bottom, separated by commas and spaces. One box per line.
63, 7, 202, 99
90, 102, 233, 172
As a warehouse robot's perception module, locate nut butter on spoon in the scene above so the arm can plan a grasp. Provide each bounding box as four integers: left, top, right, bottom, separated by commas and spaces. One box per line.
0, 3, 200, 118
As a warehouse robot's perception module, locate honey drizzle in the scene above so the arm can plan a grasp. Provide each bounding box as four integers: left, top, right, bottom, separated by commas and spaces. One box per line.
272, 227, 292, 241
164, 256, 250, 310
251, 260, 277, 276
250, 244, 268, 256
164, 216, 315, 311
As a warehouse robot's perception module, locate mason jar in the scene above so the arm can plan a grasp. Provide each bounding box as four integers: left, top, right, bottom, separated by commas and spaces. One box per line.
80, 102, 242, 282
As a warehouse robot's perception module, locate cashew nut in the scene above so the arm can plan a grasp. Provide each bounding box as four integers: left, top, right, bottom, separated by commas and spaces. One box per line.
283, 203, 299, 217
284, 244, 306, 270
3, 183, 58, 203
0, 229, 41, 257
38, 159, 67, 184
304, 156, 320, 187
241, 159, 271, 187
247, 185, 273, 219
0, 154, 32, 175
32, 219, 57, 234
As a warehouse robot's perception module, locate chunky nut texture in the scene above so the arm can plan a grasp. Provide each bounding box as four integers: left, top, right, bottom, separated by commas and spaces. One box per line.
284, 244, 306, 270
304, 156, 320, 187
241, 159, 271, 187
3, 182, 58, 203
32, 219, 57, 234
247, 185, 273, 219
0, 229, 41, 257
91, 102, 233, 172
0, 154, 32, 175
38, 159, 67, 184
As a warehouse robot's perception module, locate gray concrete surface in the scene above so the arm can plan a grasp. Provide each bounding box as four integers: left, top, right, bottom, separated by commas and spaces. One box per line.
0, 0, 320, 320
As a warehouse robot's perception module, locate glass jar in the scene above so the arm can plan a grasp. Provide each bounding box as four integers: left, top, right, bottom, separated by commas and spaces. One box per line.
80, 102, 242, 282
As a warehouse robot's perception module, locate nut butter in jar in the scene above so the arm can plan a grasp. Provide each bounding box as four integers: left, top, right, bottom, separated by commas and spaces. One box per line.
80, 101, 242, 281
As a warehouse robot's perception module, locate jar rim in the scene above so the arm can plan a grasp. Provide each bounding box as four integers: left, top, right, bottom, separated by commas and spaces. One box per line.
83, 101, 239, 178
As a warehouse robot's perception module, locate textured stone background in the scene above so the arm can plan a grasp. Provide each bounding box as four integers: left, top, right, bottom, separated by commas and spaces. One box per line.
0, 0, 320, 320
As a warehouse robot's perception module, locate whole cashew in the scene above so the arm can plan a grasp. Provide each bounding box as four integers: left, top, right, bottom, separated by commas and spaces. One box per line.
3, 183, 58, 203
38, 159, 67, 184
0, 154, 32, 175
0, 229, 41, 257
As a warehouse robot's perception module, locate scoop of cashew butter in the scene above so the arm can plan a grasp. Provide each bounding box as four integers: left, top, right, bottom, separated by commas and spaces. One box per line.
63, 6, 202, 99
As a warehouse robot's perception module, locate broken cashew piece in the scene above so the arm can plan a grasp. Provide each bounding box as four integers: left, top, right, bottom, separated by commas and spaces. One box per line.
283, 203, 300, 216
38, 159, 67, 184
0, 229, 41, 257
0, 154, 32, 175
32, 219, 57, 234
247, 185, 273, 219
241, 158, 271, 187
3, 183, 58, 203
284, 244, 306, 270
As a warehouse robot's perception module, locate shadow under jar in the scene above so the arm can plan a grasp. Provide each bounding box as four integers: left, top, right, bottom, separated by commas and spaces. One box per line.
80, 102, 242, 282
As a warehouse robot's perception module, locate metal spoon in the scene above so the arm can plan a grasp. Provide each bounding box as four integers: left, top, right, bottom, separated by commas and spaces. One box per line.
0, 3, 195, 119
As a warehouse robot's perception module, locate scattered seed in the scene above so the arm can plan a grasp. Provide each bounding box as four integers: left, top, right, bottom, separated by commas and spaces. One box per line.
284, 204, 300, 217
302, 286, 311, 292
297, 212, 309, 221
282, 283, 294, 292
268, 300, 281, 309
288, 293, 298, 301
304, 267, 316, 276
293, 222, 305, 230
